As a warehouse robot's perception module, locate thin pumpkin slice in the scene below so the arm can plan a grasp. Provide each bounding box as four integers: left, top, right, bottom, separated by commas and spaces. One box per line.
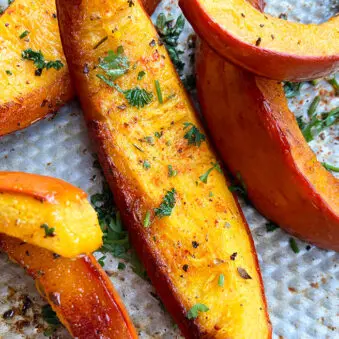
179, 0, 339, 81
196, 41, 339, 251
0, 172, 102, 257
0, 234, 138, 339
0, 0, 158, 136
56, 0, 271, 337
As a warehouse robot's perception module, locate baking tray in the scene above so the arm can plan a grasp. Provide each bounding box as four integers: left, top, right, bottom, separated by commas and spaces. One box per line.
0, 0, 338, 338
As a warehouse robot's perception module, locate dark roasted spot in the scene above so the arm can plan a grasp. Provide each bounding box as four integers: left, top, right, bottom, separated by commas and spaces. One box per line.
230, 252, 237, 261
237, 267, 252, 280
255, 37, 262, 46
53, 253, 61, 259
35, 68, 43, 76
3, 309, 15, 320
192, 241, 199, 248
21, 296, 32, 315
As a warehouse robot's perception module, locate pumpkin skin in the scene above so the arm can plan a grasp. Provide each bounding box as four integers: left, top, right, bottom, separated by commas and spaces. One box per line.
196, 41, 339, 251
56, 0, 272, 338
0, 234, 137, 339
179, 0, 339, 81
0, 0, 159, 136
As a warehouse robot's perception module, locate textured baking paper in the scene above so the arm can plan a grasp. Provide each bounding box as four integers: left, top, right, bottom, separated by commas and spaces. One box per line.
0, 0, 338, 338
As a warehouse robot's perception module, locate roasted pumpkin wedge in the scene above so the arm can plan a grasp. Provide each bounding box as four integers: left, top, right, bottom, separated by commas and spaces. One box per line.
0, 0, 158, 137
0, 234, 138, 339
0, 0, 73, 136
196, 41, 339, 251
56, 0, 271, 337
0, 172, 102, 257
179, 0, 339, 81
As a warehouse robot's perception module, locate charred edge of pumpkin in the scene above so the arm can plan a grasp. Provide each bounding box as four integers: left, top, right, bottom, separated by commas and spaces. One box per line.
87, 119, 207, 338
0, 236, 136, 338
0, 70, 74, 137
44, 254, 137, 338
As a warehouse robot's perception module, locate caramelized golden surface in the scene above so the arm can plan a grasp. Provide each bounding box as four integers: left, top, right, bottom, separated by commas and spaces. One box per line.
0, 0, 67, 103
57, 0, 271, 337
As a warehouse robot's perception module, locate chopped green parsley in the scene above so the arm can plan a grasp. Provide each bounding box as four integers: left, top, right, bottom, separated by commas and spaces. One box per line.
91, 183, 147, 278
168, 165, 177, 177
154, 188, 176, 218
19, 30, 30, 39
155, 13, 185, 74
40, 223, 55, 237
183, 122, 206, 147
154, 131, 163, 139
218, 274, 225, 287
187, 303, 209, 319
96, 47, 153, 108
98, 46, 129, 81
155, 80, 163, 104
143, 160, 151, 170
199, 162, 222, 184
98, 255, 106, 267
228, 172, 247, 197
138, 71, 146, 80
42, 304, 60, 326
22, 49, 63, 76
124, 87, 153, 108
322, 162, 339, 173
283, 82, 302, 98
327, 78, 339, 96
298, 102, 339, 142
289, 238, 300, 254
117, 262, 126, 270
143, 210, 151, 228
266, 221, 279, 232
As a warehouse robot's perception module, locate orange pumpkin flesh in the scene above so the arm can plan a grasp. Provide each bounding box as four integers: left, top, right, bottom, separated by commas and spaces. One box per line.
0, 234, 138, 339
0, 0, 159, 136
0, 172, 103, 257
0, 0, 73, 136
196, 41, 339, 251
56, 0, 271, 337
179, 0, 339, 81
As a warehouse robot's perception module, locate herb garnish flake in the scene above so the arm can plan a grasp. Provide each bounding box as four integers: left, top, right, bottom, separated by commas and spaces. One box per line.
183, 122, 206, 147
187, 303, 209, 319
154, 188, 176, 218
